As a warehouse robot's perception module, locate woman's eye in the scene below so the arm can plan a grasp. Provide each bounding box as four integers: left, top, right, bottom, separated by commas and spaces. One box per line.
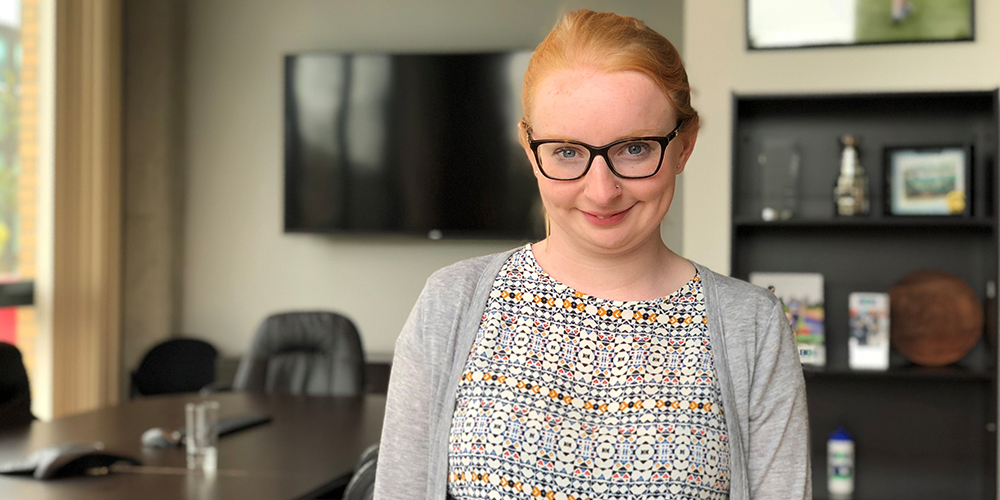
625, 143, 649, 155
555, 148, 580, 159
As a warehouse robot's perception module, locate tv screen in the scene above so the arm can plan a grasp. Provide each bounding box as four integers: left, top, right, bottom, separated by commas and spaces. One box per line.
284, 52, 544, 239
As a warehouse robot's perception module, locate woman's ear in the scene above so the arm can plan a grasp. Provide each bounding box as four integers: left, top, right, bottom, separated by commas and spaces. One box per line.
674, 131, 698, 175
519, 120, 540, 175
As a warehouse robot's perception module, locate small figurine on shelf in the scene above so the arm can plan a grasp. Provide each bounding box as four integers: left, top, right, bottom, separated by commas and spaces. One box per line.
834, 134, 870, 216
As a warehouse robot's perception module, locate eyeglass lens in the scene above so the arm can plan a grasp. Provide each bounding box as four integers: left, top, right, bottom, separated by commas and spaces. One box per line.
536, 140, 663, 180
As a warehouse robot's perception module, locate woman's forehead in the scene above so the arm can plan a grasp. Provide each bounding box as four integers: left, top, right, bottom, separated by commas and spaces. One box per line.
530, 68, 675, 139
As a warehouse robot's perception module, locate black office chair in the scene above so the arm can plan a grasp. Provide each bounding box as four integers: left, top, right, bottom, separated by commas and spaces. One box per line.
232, 311, 365, 396
131, 338, 218, 398
343, 444, 379, 500
0, 342, 34, 431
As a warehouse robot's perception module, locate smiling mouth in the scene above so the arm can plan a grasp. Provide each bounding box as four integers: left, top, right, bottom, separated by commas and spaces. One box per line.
583, 204, 635, 221
592, 207, 631, 218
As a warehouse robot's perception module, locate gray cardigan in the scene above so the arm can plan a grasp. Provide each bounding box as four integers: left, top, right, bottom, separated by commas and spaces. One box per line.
373, 249, 811, 500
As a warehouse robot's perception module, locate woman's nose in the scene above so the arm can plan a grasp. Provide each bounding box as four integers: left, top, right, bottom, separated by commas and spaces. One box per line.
583, 155, 622, 202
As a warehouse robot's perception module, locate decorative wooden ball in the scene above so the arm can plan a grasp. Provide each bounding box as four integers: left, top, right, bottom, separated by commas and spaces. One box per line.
889, 270, 983, 367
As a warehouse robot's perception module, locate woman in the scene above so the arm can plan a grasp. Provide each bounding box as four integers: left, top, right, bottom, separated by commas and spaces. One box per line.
374, 10, 810, 500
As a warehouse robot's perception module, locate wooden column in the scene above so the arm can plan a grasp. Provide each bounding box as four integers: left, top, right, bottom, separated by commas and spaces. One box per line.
121, 0, 187, 398
52, 0, 123, 417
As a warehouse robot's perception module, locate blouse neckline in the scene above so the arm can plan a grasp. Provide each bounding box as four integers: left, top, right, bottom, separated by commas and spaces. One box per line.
521, 243, 699, 307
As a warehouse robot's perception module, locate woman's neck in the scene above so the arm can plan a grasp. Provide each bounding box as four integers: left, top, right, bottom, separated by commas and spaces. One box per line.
531, 232, 694, 302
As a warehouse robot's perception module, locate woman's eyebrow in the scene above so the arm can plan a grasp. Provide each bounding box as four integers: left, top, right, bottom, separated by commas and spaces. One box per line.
618, 128, 666, 137
533, 128, 669, 144
593, 130, 669, 145
590, 129, 671, 143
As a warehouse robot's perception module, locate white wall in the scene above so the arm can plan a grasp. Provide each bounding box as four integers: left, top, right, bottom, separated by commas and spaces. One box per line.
682, 0, 1000, 274
180, 0, 685, 360
32, 0, 56, 420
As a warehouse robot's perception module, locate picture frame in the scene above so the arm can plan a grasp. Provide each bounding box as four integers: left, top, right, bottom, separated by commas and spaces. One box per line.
884, 145, 972, 216
747, 0, 975, 50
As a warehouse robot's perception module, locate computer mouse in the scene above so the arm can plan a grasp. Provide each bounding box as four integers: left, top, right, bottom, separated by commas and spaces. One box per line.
30, 443, 141, 479
141, 427, 183, 448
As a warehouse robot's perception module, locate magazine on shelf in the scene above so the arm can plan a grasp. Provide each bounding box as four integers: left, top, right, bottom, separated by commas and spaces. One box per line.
749, 272, 826, 367
848, 292, 891, 370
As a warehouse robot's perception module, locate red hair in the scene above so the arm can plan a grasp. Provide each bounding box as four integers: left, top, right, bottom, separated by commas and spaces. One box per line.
520, 10, 698, 144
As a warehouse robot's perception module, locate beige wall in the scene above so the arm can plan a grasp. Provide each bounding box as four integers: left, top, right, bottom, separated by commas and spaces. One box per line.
178, 0, 685, 360
682, 0, 1000, 274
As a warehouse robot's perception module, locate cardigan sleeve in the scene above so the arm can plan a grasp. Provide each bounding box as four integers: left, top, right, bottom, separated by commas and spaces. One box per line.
747, 300, 812, 499
373, 292, 434, 500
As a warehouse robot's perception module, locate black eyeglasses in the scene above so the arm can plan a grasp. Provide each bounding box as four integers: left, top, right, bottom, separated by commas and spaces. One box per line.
526, 120, 683, 181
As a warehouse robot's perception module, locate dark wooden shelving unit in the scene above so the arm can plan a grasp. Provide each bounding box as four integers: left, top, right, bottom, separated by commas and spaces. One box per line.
731, 91, 999, 500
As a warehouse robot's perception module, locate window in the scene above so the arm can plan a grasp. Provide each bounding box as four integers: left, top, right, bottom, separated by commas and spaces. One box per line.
0, 0, 37, 386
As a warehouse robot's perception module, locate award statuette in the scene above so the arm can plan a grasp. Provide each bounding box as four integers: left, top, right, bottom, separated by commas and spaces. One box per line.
833, 134, 870, 216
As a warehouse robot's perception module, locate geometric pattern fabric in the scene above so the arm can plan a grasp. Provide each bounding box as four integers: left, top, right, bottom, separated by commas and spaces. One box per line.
448, 245, 730, 500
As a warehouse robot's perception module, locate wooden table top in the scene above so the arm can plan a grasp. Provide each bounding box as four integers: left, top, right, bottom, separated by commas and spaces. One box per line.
0, 392, 386, 500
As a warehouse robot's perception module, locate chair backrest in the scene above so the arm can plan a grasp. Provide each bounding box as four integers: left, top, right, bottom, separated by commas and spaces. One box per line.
343, 444, 379, 500
232, 311, 365, 396
133, 338, 218, 397
0, 342, 34, 430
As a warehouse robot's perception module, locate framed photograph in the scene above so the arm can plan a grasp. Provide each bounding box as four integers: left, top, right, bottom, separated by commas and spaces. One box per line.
885, 145, 971, 216
747, 0, 975, 50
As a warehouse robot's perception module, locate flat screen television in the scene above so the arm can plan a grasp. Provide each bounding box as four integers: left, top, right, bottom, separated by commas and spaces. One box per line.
284, 51, 544, 239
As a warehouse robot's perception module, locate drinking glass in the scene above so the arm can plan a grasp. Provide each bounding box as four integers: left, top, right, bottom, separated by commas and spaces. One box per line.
185, 401, 219, 471
758, 137, 801, 220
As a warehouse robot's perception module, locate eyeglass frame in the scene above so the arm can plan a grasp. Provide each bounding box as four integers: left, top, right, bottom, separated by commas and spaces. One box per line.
525, 120, 685, 181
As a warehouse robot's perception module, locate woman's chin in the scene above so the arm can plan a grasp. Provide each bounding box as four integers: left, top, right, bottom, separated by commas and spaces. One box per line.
565, 225, 659, 255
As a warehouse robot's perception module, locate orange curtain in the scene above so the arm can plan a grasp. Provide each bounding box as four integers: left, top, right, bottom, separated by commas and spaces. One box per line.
52, 0, 123, 417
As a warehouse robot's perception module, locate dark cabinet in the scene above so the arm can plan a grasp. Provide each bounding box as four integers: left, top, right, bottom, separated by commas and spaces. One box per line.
730, 91, 999, 500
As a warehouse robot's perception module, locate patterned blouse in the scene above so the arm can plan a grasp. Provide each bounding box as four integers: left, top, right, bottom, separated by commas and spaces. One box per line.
447, 244, 730, 500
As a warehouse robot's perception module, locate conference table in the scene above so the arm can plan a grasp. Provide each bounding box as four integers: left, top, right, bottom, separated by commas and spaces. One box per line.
0, 392, 385, 499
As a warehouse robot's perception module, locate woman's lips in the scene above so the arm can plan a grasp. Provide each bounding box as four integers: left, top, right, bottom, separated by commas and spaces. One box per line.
581, 205, 634, 226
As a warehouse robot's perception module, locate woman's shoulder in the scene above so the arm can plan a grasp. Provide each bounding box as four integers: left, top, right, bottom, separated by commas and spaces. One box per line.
421, 247, 520, 298
694, 262, 781, 312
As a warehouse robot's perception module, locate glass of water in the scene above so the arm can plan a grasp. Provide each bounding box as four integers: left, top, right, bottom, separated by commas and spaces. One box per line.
185, 401, 220, 471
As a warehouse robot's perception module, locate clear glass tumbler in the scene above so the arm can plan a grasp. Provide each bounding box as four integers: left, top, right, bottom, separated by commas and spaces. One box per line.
758, 137, 801, 221
185, 401, 220, 471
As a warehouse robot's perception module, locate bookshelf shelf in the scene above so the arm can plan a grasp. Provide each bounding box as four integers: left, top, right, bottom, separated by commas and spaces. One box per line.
733, 216, 995, 230
802, 364, 994, 382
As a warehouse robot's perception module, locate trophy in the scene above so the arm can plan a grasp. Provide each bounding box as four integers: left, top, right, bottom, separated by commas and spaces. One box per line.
833, 134, 870, 216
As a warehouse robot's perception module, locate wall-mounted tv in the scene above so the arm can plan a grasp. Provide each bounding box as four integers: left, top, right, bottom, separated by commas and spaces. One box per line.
284, 51, 544, 239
